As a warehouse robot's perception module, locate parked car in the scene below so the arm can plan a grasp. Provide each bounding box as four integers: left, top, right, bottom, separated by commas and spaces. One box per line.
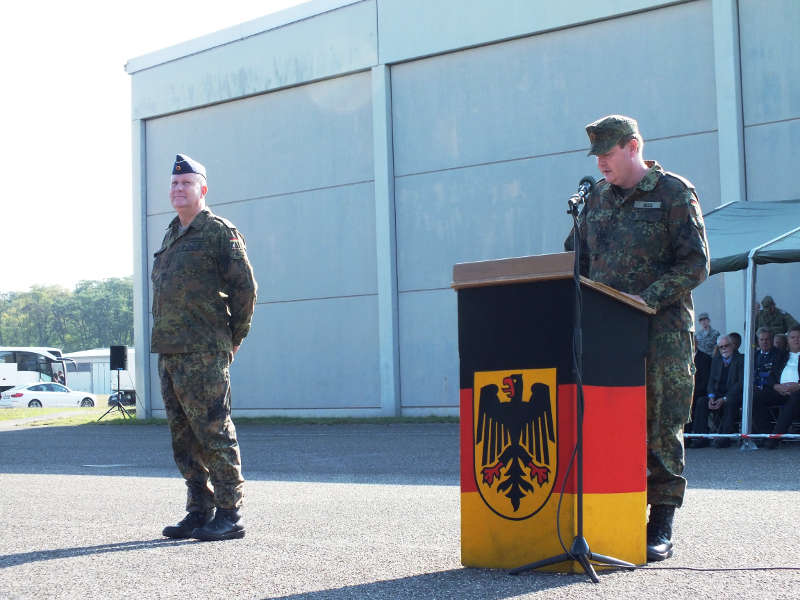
108, 390, 136, 407
0, 382, 96, 408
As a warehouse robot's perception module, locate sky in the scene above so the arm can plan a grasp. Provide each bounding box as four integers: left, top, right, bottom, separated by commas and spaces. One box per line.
1, 0, 306, 293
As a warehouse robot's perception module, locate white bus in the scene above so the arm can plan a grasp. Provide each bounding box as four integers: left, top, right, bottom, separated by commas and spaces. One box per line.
0, 347, 70, 393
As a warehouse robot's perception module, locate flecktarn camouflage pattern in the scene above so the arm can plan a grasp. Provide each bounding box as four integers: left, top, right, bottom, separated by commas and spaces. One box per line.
159, 352, 244, 511
151, 208, 256, 353
152, 207, 256, 512
566, 160, 710, 506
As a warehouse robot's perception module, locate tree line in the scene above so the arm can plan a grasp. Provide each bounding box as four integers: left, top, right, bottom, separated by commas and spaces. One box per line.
0, 277, 133, 353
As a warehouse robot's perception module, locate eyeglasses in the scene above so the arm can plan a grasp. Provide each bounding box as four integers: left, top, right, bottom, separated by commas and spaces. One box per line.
718, 344, 731, 349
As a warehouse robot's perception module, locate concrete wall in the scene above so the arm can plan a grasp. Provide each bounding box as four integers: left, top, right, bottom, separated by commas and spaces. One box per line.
128, 0, 800, 417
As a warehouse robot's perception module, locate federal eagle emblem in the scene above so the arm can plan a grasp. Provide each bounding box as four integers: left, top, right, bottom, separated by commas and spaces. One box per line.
473, 369, 557, 520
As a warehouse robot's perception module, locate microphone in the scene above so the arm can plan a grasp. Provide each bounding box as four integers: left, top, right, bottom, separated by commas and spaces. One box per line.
567, 176, 596, 213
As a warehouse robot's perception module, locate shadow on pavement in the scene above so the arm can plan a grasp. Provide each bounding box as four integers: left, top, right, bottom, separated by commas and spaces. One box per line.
267, 567, 589, 599
1, 422, 798, 491
0, 538, 197, 568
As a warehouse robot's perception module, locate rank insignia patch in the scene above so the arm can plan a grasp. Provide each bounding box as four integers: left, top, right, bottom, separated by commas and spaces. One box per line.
230, 236, 245, 257
473, 368, 557, 520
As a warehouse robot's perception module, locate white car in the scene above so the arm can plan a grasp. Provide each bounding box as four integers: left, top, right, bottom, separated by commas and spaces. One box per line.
0, 382, 96, 408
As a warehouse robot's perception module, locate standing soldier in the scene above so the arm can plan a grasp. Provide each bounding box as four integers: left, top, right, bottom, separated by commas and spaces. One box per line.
566, 115, 710, 561
755, 295, 799, 337
153, 154, 257, 541
694, 312, 720, 357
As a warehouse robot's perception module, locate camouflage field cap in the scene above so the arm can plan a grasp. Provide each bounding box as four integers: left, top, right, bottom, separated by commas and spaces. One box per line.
172, 154, 207, 180
698, 312, 710, 320
585, 114, 639, 156
761, 295, 775, 307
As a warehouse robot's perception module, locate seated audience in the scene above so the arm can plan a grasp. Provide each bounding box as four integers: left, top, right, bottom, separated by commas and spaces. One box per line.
753, 325, 800, 449
695, 312, 720, 357
690, 335, 744, 448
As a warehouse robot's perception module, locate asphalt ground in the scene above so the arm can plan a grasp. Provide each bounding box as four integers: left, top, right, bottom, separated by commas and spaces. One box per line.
0, 420, 798, 599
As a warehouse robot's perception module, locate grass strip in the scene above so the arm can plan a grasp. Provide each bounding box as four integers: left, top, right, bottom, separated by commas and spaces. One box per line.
2, 407, 458, 428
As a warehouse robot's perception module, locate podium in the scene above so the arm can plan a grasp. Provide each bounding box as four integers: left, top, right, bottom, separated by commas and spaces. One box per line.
453, 252, 654, 571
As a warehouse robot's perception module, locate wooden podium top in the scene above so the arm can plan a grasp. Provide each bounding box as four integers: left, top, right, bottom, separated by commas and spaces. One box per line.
452, 251, 655, 315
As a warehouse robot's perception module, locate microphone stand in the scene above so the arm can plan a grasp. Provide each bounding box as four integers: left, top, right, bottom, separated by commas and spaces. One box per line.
510, 190, 635, 583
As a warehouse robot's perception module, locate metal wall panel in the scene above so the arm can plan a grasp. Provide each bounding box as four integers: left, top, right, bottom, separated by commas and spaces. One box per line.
398, 289, 458, 411
391, 1, 716, 177
378, 0, 686, 65
230, 298, 380, 411
744, 120, 800, 203
692, 275, 728, 334
646, 133, 721, 211
148, 353, 162, 411
220, 185, 377, 302
739, 0, 800, 204
145, 73, 373, 217
739, 0, 800, 126
130, 0, 377, 119
395, 153, 590, 291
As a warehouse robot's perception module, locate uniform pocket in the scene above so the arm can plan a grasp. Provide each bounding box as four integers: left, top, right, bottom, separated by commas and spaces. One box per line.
633, 209, 663, 222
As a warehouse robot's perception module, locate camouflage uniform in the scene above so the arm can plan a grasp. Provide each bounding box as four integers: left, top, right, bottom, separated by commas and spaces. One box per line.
152, 208, 257, 512
695, 326, 720, 357
755, 297, 798, 336
566, 161, 710, 508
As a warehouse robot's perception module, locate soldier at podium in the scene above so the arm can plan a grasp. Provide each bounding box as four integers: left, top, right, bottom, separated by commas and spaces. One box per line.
565, 115, 710, 562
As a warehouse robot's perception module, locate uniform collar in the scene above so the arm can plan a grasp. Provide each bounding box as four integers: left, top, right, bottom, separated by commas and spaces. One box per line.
168, 208, 213, 232
610, 161, 663, 205
636, 160, 663, 192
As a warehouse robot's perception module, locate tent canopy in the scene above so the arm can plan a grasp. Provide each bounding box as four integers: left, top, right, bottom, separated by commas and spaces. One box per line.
703, 200, 800, 275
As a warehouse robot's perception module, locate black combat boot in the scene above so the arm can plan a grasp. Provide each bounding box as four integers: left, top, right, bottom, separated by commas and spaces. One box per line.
162, 510, 214, 539
191, 508, 245, 541
646, 504, 676, 562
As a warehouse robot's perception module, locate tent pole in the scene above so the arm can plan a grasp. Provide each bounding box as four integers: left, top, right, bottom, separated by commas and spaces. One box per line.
740, 250, 758, 451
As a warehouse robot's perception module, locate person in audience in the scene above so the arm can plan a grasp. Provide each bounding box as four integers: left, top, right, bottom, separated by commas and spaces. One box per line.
774, 333, 788, 353
689, 335, 743, 448
753, 325, 800, 449
695, 312, 719, 357
728, 331, 741, 352
754, 327, 783, 393
756, 296, 799, 337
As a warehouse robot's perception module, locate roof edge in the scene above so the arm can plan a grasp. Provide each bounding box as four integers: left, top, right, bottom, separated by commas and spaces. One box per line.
124, 0, 364, 74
